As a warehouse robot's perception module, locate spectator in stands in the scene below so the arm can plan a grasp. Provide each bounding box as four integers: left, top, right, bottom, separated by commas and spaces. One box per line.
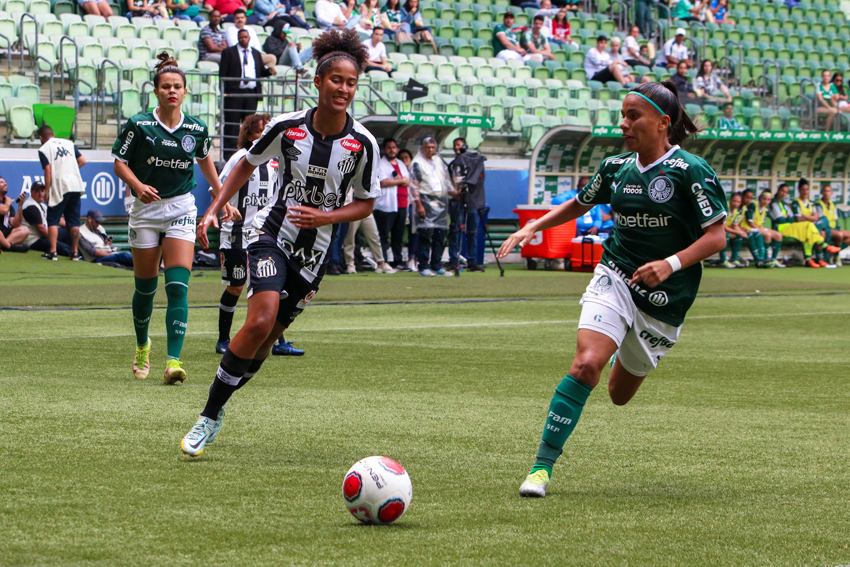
411, 137, 455, 277
12, 183, 72, 257
520, 15, 556, 61
717, 102, 745, 129
708, 0, 735, 25
550, 8, 577, 47
204, 0, 247, 19
199, 10, 228, 63
635, 0, 654, 36
264, 21, 311, 70
563, 0, 580, 12
694, 59, 731, 103
817, 69, 839, 131
381, 0, 412, 42
314, 0, 349, 29
364, 27, 395, 74
225, 9, 278, 68
220, 29, 277, 159
402, 0, 438, 55
128, 0, 168, 18
375, 138, 410, 269
0, 177, 29, 252
38, 124, 85, 261
253, 0, 310, 26
494, 12, 540, 62
354, 0, 382, 35
584, 35, 631, 87
622, 26, 650, 67
535, 0, 559, 39
167, 0, 205, 23
79, 0, 114, 18
671, 0, 701, 22
78, 209, 134, 267
671, 60, 697, 100
830, 72, 850, 113
656, 27, 691, 69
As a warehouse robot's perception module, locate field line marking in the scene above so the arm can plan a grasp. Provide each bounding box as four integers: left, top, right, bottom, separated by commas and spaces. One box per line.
3, 311, 850, 342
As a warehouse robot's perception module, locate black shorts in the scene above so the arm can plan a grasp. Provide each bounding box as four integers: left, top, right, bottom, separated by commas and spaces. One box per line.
246, 242, 318, 327
46, 191, 82, 228
591, 68, 616, 83
220, 247, 248, 286
0, 223, 11, 238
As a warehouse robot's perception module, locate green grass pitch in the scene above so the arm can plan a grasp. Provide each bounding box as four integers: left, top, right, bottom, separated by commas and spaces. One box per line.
2, 254, 849, 566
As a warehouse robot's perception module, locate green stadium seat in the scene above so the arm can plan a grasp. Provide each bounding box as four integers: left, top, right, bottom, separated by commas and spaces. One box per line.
40, 104, 76, 138
8, 105, 36, 140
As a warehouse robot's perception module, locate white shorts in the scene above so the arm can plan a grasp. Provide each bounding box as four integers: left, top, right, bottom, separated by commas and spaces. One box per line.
578, 263, 682, 377
128, 193, 197, 249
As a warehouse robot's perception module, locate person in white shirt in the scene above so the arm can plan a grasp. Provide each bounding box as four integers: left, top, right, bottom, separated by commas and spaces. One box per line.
37, 124, 86, 261
534, 0, 559, 38
224, 8, 277, 68
314, 0, 348, 29
621, 25, 651, 67
363, 27, 394, 74
656, 27, 692, 68
584, 35, 630, 86
374, 138, 410, 268
12, 182, 72, 256
78, 209, 134, 266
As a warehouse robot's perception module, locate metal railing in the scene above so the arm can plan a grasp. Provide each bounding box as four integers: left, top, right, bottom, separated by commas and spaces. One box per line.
0, 33, 12, 72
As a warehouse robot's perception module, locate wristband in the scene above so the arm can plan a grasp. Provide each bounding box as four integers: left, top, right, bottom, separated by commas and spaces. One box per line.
665, 254, 682, 273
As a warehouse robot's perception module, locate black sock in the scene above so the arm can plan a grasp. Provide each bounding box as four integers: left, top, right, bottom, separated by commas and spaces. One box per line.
277, 334, 286, 345
235, 357, 266, 391
218, 290, 239, 343
201, 349, 252, 419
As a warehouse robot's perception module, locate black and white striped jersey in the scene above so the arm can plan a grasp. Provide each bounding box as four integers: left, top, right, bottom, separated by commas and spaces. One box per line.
246, 108, 380, 283
218, 148, 278, 250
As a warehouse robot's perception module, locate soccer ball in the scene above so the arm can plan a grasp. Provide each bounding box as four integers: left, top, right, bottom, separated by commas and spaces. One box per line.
342, 456, 412, 525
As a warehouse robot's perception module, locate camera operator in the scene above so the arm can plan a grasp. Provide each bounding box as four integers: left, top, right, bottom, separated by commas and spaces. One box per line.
447, 137, 486, 272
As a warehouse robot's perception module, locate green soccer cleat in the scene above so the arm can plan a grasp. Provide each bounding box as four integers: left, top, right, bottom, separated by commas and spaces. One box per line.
163, 359, 187, 385
519, 469, 550, 498
180, 416, 217, 457
133, 339, 152, 380
205, 406, 226, 444
722, 261, 737, 269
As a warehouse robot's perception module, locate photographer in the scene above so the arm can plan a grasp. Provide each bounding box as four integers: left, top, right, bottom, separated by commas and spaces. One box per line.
12, 182, 73, 257
447, 137, 486, 272
78, 209, 134, 267
374, 138, 410, 270
0, 176, 29, 252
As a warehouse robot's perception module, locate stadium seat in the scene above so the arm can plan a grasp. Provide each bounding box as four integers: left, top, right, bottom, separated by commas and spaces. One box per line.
8, 105, 36, 141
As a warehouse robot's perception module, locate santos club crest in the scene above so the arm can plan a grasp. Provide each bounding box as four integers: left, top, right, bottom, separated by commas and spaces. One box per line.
647, 176, 674, 203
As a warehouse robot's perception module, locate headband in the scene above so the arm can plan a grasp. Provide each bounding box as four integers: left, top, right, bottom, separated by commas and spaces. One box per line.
317, 53, 360, 74
627, 91, 667, 117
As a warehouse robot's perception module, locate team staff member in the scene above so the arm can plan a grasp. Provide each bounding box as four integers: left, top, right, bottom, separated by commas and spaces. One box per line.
38, 124, 86, 261
182, 29, 380, 457
815, 184, 849, 265
499, 81, 728, 498
113, 52, 222, 384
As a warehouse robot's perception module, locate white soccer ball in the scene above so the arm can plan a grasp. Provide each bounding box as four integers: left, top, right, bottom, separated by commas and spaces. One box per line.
342, 456, 412, 525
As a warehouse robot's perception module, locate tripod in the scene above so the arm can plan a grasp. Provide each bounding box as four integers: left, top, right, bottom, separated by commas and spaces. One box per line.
447, 196, 504, 277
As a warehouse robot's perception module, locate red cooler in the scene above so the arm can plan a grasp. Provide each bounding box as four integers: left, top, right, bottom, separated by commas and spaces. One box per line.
513, 205, 577, 259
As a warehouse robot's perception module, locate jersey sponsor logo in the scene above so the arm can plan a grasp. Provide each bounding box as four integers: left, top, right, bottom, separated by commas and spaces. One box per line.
610, 181, 621, 193
170, 215, 195, 227
307, 165, 328, 179
648, 176, 674, 203
662, 157, 690, 170
91, 172, 116, 205
623, 184, 643, 195
118, 130, 134, 155
606, 157, 635, 166
615, 212, 671, 228
639, 329, 675, 348
340, 138, 362, 152
705, 175, 718, 186
280, 239, 325, 272
284, 147, 301, 159
647, 291, 669, 307
580, 173, 603, 203
296, 289, 316, 309
146, 135, 158, 146
136, 121, 156, 126
283, 179, 341, 207
256, 257, 277, 279
241, 193, 273, 208
147, 156, 193, 169
285, 128, 308, 140
162, 139, 178, 148
184, 123, 205, 132
181, 134, 196, 153
592, 273, 612, 294
607, 260, 647, 298
691, 183, 714, 217
338, 154, 357, 174
54, 146, 71, 158
548, 411, 572, 425
203, 137, 210, 156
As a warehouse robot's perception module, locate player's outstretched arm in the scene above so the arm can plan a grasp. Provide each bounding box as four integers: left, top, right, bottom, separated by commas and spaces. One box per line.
197, 157, 256, 249
287, 198, 375, 229
497, 197, 593, 258
631, 220, 726, 288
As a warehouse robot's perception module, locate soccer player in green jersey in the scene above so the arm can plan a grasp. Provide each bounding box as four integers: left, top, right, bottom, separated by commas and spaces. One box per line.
112, 53, 224, 383
498, 81, 728, 498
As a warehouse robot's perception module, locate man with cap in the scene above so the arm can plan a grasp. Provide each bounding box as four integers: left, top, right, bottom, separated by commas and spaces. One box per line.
584, 35, 631, 87
717, 102, 746, 130
656, 27, 692, 69
78, 209, 134, 266
493, 12, 540, 62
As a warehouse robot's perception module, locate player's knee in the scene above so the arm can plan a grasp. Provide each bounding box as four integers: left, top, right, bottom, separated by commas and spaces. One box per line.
569, 355, 605, 387
226, 285, 244, 296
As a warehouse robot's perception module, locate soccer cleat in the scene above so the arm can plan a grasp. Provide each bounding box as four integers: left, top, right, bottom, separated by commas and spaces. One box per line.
205, 406, 226, 444
519, 469, 550, 497
771, 260, 786, 268
818, 259, 829, 268
609, 351, 618, 368
722, 261, 737, 269
132, 339, 152, 380
733, 260, 748, 268
163, 359, 187, 384
806, 259, 821, 268
215, 339, 230, 354
826, 245, 841, 254
435, 269, 454, 277
42, 251, 58, 261
180, 416, 217, 456
271, 341, 305, 356
419, 269, 436, 277
69, 252, 84, 261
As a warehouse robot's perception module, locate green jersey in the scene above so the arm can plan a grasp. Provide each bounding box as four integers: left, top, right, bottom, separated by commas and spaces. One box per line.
717, 116, 745, 130
493, 23, 518, 54
577, 146, 728, 327
112, 110, 210, 200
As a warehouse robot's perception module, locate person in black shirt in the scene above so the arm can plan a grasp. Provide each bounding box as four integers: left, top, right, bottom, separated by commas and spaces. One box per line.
671, 60, 698, 101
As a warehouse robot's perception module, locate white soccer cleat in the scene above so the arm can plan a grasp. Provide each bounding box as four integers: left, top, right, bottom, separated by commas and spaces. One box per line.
519, 469, 550, 498
180, 416, 217, 457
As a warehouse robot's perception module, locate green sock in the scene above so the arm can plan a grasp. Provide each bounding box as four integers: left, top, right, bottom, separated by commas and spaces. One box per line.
132, 276, 158, 347
770, 240, 782, 260
746, 235, 761, 262
755, 232, 767, 262
530, 375, 594, 476
164, 266, 190, 360
730, 237, 743, 261
720, 236, 729, 262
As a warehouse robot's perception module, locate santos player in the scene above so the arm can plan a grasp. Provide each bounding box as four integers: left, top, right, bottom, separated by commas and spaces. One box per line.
498, 81, 728, 497
181, 29, 380, 456
113, 53, 222, 384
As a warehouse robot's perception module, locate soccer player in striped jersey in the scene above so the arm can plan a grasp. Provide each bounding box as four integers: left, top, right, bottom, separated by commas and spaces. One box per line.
112, 53, 222, 384
181, 29, 380, 456
498, 81, 728, 498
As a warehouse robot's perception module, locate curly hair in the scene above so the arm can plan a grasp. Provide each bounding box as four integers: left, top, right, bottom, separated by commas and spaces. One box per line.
238, 113, 272, 150
154, 51, 185, 88
312, 29, 369, 77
